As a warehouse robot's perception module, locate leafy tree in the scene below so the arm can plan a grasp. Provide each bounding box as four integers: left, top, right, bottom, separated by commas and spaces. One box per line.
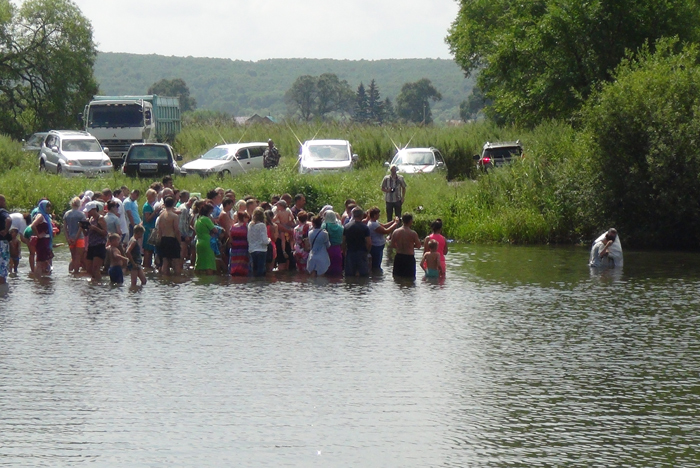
459, 86, 490, 122
285, 73, 353, 121
583, 39, 700, 247
285, 75, 317, 121
315, 73, 353, 119
446, 0, 700, 127
0, 0, 98, 139
353, 82, 369, 123
396, 78, 442, 124
148, 78, 197, 112
366, 79, 383, 123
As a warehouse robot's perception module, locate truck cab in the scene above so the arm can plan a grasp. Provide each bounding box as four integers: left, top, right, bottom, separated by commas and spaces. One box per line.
83, 95, 180, 167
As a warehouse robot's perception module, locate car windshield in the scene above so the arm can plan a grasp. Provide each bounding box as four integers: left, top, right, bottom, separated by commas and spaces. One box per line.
484, 146, 522, 159
88, 104, 143, 128
394, 151, 435, 165
306, 144, 349, 161
201, 147, 230, 160
62, 139, 102, 152
128, 146, 170, 161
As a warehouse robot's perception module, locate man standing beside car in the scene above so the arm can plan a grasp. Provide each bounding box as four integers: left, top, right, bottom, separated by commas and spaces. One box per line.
381, 165, 406, 223
263, 139, 280, 169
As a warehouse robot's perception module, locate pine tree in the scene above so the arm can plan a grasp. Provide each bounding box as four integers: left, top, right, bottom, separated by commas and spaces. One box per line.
353, 82, 369, 123
382, 97, 396, 123
367, 79, 383, 123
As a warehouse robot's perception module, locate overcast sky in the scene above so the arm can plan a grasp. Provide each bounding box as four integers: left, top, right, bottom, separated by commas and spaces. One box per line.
69, 0, 460, 61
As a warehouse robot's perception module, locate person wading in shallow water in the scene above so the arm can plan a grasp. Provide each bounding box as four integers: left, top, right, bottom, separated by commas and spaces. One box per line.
0, 194, 12, 286
390, 212, 421, 280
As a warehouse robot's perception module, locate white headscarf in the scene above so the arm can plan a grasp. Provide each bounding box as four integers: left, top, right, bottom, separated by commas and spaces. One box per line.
79, 191, 94, 212
592, 229, 623, 267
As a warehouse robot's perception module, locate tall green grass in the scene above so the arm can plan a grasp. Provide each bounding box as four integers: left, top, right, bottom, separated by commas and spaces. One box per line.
174, 120, 526, 181
0, 122, 598, 243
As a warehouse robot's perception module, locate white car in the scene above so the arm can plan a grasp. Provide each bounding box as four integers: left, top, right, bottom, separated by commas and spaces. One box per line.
386, 147, 447, 174
298, 139, 357, 174
182, 142, 268, 177
39, 130, 113, 177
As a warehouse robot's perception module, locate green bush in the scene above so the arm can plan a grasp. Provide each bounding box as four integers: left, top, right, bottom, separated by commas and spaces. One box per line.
0, 135, 31, 173
583, 39, 700, 247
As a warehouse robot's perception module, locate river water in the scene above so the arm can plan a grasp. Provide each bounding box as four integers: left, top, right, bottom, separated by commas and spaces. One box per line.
1, 244, 698, 467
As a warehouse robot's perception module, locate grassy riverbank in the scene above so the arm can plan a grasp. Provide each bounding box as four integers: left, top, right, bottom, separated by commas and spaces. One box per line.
0, 121, 598, 243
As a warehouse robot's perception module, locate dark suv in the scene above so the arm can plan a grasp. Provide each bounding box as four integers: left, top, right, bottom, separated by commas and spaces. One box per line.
475, 141, 523, 172
122, 143, 183, 177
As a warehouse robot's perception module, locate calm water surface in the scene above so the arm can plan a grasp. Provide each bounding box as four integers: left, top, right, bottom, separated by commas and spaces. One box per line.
1, 245, 698, 467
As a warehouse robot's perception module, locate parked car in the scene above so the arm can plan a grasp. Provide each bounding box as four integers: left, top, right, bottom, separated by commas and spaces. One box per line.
298, 139, 357, 174
22, 132, 48, 154
475, 140, 523, 172
39, 130, 113, 177
121, 143, 183, 177
182, 142, 267, 177
384, 147, 447, 174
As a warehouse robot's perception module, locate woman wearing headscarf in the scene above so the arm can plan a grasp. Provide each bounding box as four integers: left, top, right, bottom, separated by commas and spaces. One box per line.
306, 215, 330, 277
30, 200, 53, 277
79, 190, 94, 212
589, 228, 623, 268
321, 210, 344, 276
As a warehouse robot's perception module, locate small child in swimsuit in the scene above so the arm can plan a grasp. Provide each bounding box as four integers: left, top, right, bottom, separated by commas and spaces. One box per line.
126, 225, 147, 287
421, 239, 443, 279
107, 233, 128, 284
8, 227, 20, 273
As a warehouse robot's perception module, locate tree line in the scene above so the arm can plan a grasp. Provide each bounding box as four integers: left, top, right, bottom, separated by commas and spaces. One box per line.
285, 74, 443, 124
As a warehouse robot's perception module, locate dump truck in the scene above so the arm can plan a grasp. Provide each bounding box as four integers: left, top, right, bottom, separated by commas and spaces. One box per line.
83, 95, 181, 166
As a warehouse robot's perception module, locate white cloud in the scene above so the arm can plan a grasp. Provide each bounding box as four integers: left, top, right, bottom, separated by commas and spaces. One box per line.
71, 0, 459, 60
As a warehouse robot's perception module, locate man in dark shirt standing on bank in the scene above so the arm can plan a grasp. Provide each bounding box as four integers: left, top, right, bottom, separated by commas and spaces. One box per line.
342, 207, 371, 277
263, 139, 280, 169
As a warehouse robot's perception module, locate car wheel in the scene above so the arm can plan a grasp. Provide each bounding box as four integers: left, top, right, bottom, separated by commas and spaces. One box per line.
39, 159, 46, 172
56, 164, 62, 175
219, 169, 231, 178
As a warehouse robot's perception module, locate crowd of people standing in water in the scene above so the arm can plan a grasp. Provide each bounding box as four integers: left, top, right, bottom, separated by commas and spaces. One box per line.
0, 173, 450, 287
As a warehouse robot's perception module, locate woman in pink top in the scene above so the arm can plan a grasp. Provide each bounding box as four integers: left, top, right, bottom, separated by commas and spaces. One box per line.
423, 218, 447, 276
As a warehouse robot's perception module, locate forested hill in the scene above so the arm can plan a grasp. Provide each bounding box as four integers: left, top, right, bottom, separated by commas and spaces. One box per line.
94, 53, 474, 122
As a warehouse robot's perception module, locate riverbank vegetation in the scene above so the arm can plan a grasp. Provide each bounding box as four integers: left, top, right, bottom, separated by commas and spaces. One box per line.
0, 119, 598, 244
4, 40, 700, 247
3, 1, 700, 248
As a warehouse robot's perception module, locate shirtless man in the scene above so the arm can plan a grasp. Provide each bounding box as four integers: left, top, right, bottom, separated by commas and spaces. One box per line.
390, 212, 421, 279
157, 197, 182, 275
273, 199, 296, 270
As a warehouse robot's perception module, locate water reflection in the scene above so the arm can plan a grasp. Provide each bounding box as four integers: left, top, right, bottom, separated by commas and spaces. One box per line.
0, 244, 698, 466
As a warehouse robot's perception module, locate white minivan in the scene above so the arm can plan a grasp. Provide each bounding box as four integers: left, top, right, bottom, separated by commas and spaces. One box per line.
298, 139, 357, 174
182, 142, 268, 177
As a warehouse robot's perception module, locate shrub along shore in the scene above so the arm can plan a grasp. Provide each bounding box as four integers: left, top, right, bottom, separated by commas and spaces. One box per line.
0, 120, 600, 244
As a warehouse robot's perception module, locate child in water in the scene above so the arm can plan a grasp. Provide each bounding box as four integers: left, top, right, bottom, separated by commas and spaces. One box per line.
107, 233, 128, 284
421, 239, 443, 279
8, 227, 20, 273
424, 218, 447, 276
126, 225, 147, 287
